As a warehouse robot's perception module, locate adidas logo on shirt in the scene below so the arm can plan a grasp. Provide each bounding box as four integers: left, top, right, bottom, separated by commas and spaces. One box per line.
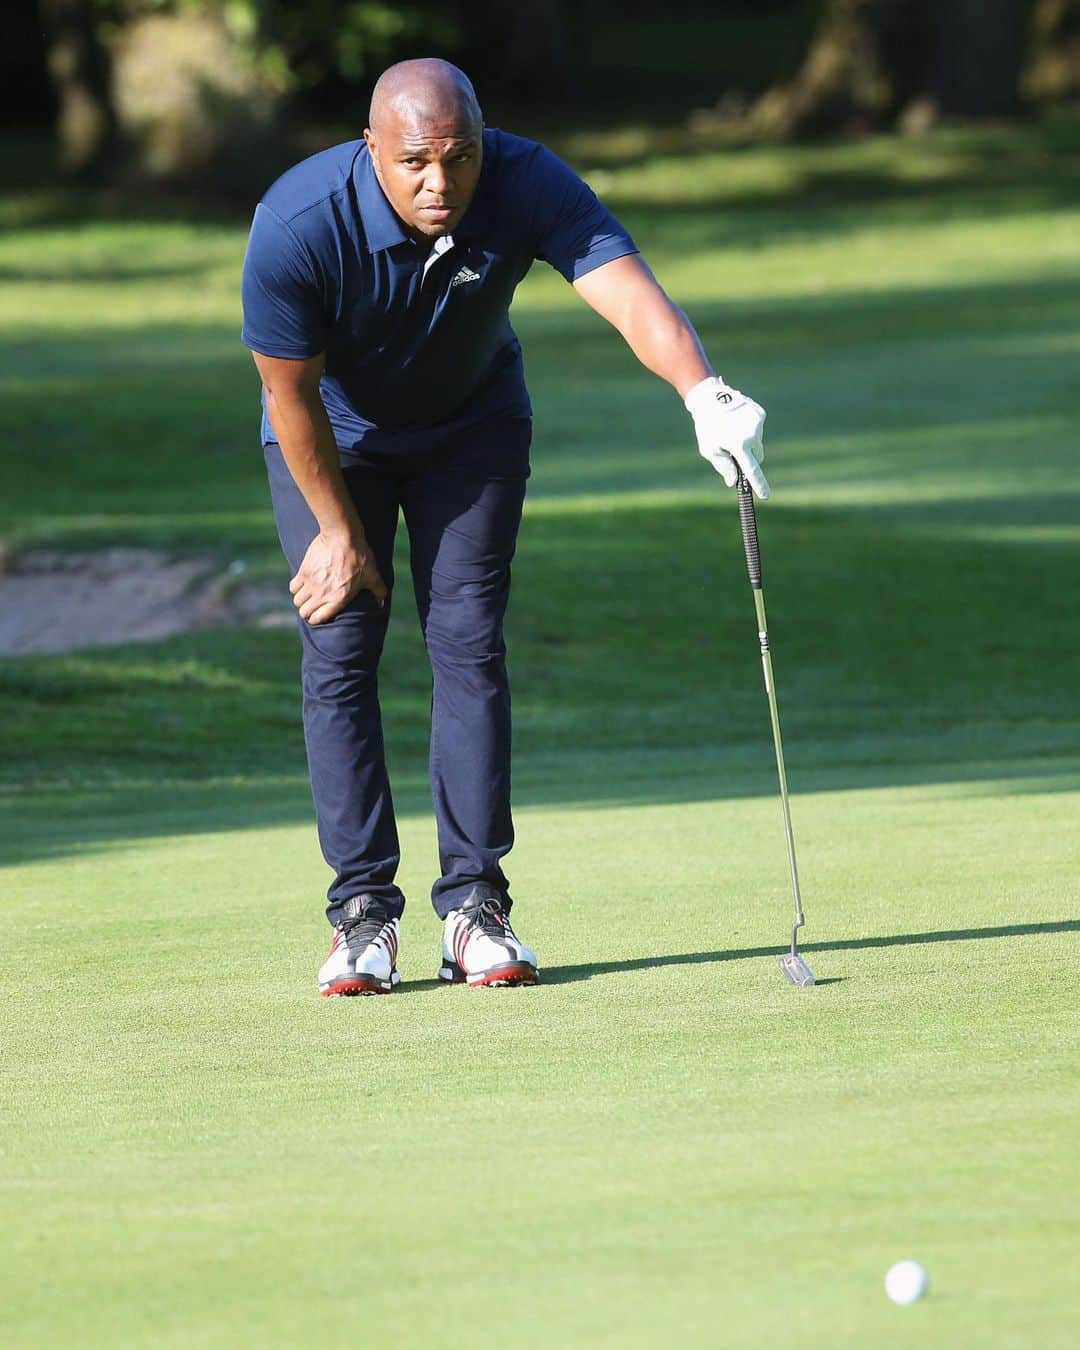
451, 265, 481, 288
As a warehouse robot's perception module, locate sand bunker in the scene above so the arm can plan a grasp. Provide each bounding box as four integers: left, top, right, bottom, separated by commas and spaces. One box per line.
0, 549, 294, 655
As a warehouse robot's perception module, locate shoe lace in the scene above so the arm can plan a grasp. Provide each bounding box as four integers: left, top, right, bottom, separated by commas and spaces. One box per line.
341, 903, 389, 952
464, 896, 507, 938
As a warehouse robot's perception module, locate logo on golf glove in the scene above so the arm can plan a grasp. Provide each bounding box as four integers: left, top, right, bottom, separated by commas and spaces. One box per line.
684, 376, 771, 500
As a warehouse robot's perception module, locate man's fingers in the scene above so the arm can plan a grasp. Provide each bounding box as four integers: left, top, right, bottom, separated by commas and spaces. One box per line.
302, 582, 387, 624
708, 449, 738, 488
305, 601, 340, 626
734, 447, 771, 500
750, 411, 766, 463
292, 549, 390, 621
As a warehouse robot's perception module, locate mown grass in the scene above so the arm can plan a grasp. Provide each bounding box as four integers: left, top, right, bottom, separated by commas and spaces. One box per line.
1, 114, 1078, 1348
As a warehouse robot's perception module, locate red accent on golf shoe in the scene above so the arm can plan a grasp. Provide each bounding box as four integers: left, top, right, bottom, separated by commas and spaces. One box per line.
320, 972, 396, 997
439, 898, 539, 987
318, 911, 400, 996
465, 961, 539, 988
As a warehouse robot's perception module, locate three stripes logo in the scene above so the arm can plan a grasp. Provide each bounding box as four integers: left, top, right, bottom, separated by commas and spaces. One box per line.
451, 265, 481, 288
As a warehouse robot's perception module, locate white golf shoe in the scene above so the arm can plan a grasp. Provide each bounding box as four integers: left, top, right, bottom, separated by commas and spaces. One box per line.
438, 889, 539, 987
318, 895, 401, 997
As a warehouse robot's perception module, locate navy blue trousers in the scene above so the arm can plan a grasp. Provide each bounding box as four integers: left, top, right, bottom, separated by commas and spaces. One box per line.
264, 418, 531, 924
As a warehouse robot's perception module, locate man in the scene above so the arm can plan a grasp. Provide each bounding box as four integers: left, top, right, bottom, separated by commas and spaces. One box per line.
241, 59, 768, 997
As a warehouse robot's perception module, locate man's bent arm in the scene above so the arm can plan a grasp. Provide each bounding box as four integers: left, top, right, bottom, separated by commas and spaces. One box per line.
572, 254, 713, 398
251, 350, 387, 621
252, 351, 361, 538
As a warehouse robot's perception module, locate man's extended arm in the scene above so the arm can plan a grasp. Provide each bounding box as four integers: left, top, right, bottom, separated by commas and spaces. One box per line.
573, 253, 769, 498
573, 253, 712, 397
252, 351, 387, 623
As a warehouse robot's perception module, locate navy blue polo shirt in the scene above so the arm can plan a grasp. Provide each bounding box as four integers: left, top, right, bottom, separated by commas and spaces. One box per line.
240, 128, 637, 450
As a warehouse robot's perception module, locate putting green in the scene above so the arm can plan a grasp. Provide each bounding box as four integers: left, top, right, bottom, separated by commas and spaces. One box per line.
2, 114, 1079, 1346
3, 778, 1078, 1347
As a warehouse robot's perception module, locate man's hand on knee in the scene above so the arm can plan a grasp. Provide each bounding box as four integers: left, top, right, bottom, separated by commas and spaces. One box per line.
290, 528, 388, 624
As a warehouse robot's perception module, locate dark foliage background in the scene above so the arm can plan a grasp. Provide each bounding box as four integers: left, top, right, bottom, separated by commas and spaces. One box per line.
4, 1, 1077, 196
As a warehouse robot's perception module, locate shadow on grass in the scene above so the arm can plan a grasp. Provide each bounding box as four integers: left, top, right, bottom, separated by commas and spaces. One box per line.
2, 222, 1078, 868
521, 274, 1080, 378
6, 113, 1077, 240
364, 920, 1078, 994
3, 477, 1080, 869
2, 748, 1079, 872
0, 739, 1076, 877
4, 269, 1077, 549
0, 261, 216, 284
540, 920, 1080, 986
560, 108, 1080, 182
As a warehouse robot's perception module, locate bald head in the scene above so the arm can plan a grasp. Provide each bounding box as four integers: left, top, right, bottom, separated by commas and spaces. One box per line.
364, 59, 484, 242
369, 59, 482, 138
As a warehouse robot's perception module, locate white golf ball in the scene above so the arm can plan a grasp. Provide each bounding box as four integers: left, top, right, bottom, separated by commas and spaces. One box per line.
885, 1260, 929, 1304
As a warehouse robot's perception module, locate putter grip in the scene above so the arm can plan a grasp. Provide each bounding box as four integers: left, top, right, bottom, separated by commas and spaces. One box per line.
737, 472, 763, 589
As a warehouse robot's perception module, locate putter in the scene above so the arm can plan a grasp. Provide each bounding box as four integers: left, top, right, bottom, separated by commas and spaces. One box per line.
734, 469, 814, 987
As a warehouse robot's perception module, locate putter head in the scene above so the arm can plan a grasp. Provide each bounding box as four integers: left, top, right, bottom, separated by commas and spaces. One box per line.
779, 952, 815, 987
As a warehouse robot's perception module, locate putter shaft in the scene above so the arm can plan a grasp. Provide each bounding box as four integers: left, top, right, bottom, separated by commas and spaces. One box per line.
735, 472, 811, 978
751, 584, 804, 951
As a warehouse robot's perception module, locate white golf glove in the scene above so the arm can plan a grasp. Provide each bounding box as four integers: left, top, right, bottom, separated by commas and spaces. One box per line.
685, 375, 770, 499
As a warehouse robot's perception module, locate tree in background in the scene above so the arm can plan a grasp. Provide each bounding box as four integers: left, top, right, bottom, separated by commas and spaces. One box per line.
32, 0, 1080, 187
36, 0, 456, 187
751, 0, 1078, 138
39, 0, 121, 176
1025, 0, 1080, 102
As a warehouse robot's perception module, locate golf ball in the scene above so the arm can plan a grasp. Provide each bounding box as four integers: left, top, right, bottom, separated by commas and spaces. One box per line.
885, 1260, 929, 1305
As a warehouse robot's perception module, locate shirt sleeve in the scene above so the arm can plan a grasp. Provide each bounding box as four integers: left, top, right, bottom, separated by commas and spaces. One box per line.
529, 145, 638, 283
240, 203, 326, 359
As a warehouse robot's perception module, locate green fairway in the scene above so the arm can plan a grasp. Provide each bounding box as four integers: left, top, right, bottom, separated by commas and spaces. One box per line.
2, 116, 1079, 1347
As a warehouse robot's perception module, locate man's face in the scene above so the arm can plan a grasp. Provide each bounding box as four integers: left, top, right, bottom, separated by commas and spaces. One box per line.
365, 107, 483, 240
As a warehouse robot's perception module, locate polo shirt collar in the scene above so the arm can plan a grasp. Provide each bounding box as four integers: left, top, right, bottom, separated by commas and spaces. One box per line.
355, 146, 408, 252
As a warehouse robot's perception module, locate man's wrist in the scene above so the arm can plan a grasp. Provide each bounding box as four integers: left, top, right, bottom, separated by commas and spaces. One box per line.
677, 369, 718, 403
318, 516, 367, 546
684, 375, 728, 415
